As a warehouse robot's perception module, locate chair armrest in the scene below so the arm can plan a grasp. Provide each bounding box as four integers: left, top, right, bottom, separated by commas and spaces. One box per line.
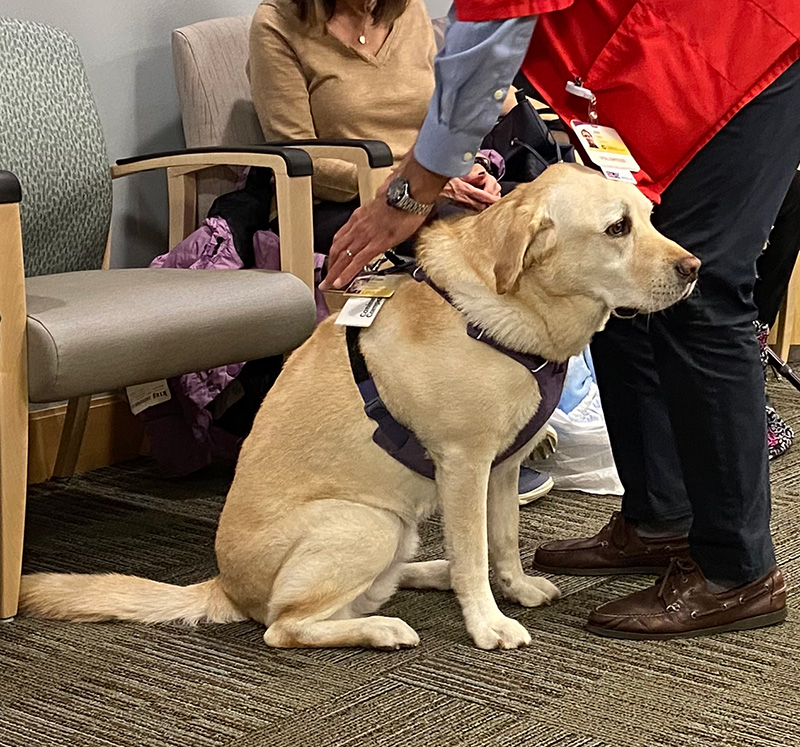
0, 170, 22, 204
112, 147, 315, 290
111, 145, 313, 179
266, 139, 394, 203
266, 139, 393, 168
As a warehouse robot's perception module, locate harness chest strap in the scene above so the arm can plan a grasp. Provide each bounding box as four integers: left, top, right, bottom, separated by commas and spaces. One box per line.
345, 264, 568, 479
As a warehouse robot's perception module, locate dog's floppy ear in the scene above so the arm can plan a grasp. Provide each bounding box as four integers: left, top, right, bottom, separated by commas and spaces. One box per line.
492, 200, 554, 295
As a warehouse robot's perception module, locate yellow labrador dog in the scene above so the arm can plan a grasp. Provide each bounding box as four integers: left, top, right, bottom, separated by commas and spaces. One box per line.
20, 164, 699, 650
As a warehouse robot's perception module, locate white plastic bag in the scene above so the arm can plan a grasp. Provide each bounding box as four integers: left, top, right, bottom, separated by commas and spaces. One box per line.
527, 351, 623, 495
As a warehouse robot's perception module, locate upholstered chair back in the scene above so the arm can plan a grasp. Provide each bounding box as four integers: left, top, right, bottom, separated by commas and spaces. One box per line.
0, 18, 112, 277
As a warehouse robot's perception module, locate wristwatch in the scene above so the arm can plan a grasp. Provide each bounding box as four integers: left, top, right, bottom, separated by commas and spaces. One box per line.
385, 177, 434, 216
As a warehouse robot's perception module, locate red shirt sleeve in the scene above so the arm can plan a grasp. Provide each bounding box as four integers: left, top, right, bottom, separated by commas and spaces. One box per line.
454, 0, 574, 22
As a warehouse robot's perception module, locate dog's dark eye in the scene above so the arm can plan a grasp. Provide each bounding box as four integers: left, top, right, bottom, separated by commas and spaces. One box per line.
605, 217, 630, 237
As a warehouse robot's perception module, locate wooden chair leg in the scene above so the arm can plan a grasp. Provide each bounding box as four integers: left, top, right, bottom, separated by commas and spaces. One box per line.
0, 200, 29, 620
357, 165, 392, 204
0, 387, 28, 620
52, 395, 91, 479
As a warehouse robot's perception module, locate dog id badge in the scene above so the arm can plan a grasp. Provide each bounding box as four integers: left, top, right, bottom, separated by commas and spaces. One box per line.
570, 121, 640, 173
334, 296, 386, 327
343, 273, 403, 298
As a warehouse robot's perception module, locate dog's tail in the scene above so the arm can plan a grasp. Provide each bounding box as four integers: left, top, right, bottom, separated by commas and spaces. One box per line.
18, 573, 247, 625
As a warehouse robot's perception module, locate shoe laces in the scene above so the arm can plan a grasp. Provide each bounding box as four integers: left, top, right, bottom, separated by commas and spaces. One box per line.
657, 557, 697, 604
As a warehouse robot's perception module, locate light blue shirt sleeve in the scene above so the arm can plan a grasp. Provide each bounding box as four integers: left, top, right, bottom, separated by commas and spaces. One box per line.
414, 7, 538, 178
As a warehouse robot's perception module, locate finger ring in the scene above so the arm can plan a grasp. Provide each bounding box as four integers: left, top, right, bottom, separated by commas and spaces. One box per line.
345, 249, 354, 258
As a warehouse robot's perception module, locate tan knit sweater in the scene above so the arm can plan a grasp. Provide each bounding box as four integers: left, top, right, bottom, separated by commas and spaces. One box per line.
249, 0, 436, 202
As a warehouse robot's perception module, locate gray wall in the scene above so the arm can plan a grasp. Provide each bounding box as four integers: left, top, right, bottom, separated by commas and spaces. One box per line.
6, 0, 451, 267
425, 0, 451, 18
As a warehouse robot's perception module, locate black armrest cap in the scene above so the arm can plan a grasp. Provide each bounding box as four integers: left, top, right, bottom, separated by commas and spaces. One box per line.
266, 139, 394, 168
0, 170, 22, 204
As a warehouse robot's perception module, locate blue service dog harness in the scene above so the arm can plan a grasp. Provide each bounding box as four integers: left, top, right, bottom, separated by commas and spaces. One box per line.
346, 258, 568, 479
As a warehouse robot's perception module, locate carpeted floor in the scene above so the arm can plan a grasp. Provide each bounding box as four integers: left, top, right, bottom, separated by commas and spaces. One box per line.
3, 377, 800, 747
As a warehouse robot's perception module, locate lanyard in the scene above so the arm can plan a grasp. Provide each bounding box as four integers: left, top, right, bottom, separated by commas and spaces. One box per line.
565, 79, 598, 123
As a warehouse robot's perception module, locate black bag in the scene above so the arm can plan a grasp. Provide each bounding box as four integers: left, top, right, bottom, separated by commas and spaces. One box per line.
481, 89, 575, 184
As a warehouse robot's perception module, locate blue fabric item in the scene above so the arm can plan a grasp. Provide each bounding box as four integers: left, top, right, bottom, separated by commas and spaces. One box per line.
558, 347, 596, 415
414, 9, 538, 178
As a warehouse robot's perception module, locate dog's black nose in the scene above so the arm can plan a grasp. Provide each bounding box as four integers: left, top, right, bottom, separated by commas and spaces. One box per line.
675, 255, 701, 282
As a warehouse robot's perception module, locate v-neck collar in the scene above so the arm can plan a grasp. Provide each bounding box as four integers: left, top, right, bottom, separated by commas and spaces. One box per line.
326, 11, 403, 67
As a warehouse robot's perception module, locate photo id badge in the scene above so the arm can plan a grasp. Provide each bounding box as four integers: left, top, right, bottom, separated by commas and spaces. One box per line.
570, 121, 640, 172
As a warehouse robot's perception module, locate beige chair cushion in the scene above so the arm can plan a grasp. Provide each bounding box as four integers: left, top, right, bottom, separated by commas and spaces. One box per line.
26, 268, 315, 403
173, 17, 263, 219
172, 16, 264, 148
173, 16, 262, 150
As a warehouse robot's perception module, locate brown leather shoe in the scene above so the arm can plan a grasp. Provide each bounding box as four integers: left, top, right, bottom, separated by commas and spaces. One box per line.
533, 511, 690, 575
586, 561, 787, 640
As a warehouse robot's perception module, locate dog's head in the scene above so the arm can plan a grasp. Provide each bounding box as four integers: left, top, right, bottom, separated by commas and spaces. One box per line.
485, 163, 699, 313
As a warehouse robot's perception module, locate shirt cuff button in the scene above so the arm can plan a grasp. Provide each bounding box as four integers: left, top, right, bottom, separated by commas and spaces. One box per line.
462, 152, 474, 162
493, 89, 505, 100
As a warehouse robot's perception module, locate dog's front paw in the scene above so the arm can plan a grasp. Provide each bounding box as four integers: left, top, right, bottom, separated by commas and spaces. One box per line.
501, 575, 561, 608
468, 614, 532, 650
367, 617, 421, 651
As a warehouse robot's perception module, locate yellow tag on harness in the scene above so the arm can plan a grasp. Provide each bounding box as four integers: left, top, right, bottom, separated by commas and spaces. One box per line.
343, 273, 404, 298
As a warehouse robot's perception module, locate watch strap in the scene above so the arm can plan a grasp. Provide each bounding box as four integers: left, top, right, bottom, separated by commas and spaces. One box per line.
386, 177, 433, 216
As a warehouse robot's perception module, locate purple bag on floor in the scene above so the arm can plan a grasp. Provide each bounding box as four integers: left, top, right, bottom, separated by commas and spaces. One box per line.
140, 168, 325, 477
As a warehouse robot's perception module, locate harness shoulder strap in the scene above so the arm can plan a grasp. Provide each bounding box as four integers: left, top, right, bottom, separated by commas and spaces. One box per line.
345, 325, 436, 479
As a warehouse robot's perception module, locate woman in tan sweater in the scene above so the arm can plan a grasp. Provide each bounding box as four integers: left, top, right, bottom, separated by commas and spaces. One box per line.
249, 0, 501, 250
250, 0, 552, 503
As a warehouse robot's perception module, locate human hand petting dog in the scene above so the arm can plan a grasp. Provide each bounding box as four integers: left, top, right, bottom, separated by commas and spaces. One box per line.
321, 154, 451, 290
441, 163, 502, 211
321, 183, 428, 290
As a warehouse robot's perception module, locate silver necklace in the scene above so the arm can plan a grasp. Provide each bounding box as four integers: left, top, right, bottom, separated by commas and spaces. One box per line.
358, 0, 376, 44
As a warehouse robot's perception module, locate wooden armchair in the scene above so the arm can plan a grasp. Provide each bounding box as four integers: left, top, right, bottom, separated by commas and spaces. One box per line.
0, 18, 322, 620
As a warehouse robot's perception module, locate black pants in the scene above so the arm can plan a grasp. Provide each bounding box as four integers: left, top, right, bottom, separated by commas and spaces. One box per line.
591, 60, 800, 586
754, 171, 800, 327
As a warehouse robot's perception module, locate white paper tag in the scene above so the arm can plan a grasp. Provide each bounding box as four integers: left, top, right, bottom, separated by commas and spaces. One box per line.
126, 380, 172, 415
565, 80, 595, 101
334, 296, 386, 327
571, 121, 641, 172
601, 166, 637, 184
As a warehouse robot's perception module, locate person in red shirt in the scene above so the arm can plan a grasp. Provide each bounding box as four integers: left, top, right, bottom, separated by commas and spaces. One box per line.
324, 1, 800, 639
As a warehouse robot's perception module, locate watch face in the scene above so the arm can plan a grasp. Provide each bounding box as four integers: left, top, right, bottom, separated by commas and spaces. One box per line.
386, 177, 408, 206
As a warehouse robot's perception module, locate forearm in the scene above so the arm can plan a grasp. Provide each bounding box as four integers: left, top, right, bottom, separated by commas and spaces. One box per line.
397, 157, 450, 204
323, 8, 537, 289
414, 10, 538, 180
